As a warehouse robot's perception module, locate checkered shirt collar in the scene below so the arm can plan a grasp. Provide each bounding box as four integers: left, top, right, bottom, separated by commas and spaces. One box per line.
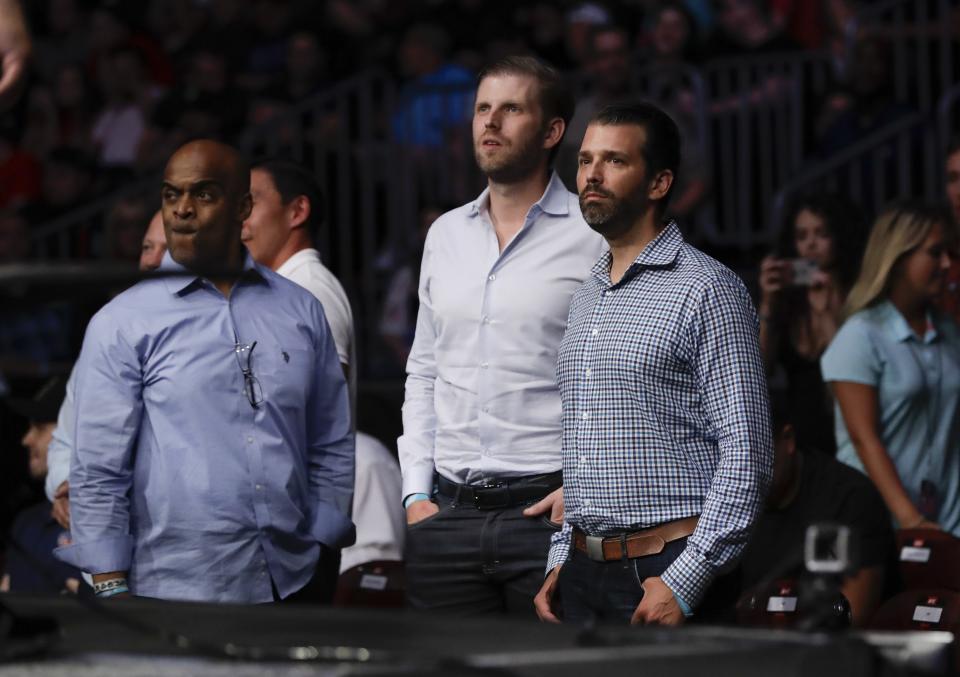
590, 219, 683, 286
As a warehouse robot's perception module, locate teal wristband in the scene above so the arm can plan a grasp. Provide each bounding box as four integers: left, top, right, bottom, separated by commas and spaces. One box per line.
403, 492, 430, 509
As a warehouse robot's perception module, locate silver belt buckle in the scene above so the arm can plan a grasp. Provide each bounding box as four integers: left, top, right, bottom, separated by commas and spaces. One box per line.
585, 535, 606, 561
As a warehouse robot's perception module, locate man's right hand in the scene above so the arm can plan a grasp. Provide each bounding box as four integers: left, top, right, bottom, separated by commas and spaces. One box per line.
52, 481, 70, 530
534, 565, 562, 623
405, 498, 439, 525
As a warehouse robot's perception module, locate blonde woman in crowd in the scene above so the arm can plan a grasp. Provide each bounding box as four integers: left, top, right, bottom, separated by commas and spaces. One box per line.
821, 203, 960, 535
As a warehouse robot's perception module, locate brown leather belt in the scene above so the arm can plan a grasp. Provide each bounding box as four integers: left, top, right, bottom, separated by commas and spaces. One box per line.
572, 516, 699, 562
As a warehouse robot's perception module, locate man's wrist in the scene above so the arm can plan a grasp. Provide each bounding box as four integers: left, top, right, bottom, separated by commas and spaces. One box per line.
403, 492, 430, 509
93, 576, 128, 597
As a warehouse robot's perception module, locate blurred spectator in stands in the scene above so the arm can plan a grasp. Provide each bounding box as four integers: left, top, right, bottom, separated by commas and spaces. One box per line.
31, 0, 88, 86
205, 0, 258, 69
0, 209, 28, 263
517, 3, 575, 71
391, 23, 473, 149
708, 0, 798, 57
759, 194, 865, 456
817, 36, 911, 155
822, 202, 960, 536
739, 389, 893, 627
142, 49, 247, 170
91, 47, 150, 170
769, 0, 855, 52
51, 64, 99, 152
1, 375, 84, 594
379, 203, 446, 370
239, 0, 297, 93
0, 122, 41, 210
940, 137, 960, 323
557, 25, 631, 190
22, 147, 95, 227
103, 196, 150, 263
262, 31, 327, 104
85, 6, 173, 90
564, 3, 611, 68
146, 0, 207, 68
644, 1, 702, 67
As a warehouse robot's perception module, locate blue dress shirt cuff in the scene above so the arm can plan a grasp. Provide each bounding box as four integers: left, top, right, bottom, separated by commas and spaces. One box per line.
54, 534, 135, 574
310, 503, 356, 549
661, 544, 715, 611
400, 463, 435, 500
674, 591, 694, 617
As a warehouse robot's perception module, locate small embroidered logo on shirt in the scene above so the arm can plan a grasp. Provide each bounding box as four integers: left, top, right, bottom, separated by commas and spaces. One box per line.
282, 351, 289, 363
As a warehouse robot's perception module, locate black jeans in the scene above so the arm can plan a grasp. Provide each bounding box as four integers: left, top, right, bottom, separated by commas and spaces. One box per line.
405, 494, 561, 617
558, 537, 739, 625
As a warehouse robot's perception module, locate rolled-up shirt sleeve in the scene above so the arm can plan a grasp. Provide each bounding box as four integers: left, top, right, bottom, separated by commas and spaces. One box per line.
661, 275, 773, 609
397, 237, 439, 499
55, 310, 143, 574
306, 302, 356, 549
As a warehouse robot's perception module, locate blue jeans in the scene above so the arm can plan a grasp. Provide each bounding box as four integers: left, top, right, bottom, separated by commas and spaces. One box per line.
557, 537, 739, 624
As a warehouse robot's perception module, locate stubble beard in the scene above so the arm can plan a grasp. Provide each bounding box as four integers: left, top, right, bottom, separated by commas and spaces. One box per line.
474, 129, 545, 184
579, 188, 643, 239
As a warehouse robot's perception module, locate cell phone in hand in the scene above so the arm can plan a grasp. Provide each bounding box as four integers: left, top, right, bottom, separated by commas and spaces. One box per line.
788, 259, 819, 286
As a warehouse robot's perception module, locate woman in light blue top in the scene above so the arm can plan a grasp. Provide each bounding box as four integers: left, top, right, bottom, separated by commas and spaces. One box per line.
822, 203, 960, 536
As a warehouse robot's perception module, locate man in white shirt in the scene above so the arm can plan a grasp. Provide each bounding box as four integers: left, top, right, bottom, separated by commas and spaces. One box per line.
399, 55, 606, 616
242, 158, 356, 411
241, 157, 358, 599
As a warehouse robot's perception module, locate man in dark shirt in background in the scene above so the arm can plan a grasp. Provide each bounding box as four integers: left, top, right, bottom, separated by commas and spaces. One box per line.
739, 390, 895, 626
2, 375, 83, 594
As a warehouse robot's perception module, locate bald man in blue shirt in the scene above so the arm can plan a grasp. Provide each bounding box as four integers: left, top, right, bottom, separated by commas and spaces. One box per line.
56, 140, 354, 603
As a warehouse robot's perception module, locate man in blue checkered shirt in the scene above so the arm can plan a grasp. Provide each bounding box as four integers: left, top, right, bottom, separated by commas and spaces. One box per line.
534, 102, 773, 626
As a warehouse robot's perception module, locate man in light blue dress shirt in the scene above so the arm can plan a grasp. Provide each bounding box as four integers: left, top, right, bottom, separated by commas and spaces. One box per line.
399, 56, 606, 616
55, 140, 355, 603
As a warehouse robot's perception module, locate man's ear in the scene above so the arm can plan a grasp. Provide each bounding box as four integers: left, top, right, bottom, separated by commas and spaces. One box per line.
543, 116, 565, 152
238, 192, 252, 222
287, 195, 311, 230
647, 169, 674, 202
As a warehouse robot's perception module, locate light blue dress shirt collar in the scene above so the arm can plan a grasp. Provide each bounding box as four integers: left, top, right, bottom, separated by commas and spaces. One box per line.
467, 171, 571, 220
158, 250, 264, 296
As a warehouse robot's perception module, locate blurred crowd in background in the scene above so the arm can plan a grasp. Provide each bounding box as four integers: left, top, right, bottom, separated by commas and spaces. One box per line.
1, 0, 959, 571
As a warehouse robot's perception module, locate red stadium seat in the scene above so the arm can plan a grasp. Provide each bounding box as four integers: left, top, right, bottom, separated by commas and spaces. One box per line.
333, 560, 405, 609
896, 529, 960, 592
735, 578, 850, 629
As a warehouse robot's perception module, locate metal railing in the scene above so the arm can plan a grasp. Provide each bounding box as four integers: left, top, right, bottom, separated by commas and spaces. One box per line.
769, 111, 936, 230
847, 0, 959, 113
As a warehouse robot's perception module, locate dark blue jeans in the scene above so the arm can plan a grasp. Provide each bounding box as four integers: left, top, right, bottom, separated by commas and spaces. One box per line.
405, 495, 561, 617
558, 537, 739, 625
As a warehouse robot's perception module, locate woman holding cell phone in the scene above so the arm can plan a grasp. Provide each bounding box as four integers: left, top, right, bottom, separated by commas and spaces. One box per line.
758, 194, 865, 455
822, 203, 960, 534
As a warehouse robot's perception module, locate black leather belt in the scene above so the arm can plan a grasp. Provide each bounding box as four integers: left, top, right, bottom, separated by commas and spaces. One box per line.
436, 471, 561, 510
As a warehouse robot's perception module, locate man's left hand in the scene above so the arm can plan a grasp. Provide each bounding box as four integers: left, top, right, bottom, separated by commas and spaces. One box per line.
631, 576, 685, 626
522, 487, 564, 524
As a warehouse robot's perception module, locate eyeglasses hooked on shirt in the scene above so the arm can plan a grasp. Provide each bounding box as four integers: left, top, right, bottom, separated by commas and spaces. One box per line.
234, 340, 263, 409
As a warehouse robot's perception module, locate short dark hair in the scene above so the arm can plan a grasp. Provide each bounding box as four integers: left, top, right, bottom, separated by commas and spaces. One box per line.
250, 158, 324, 231
590, 101, 681, 208
478, 55, 574, 164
